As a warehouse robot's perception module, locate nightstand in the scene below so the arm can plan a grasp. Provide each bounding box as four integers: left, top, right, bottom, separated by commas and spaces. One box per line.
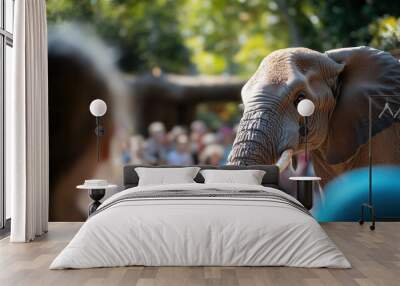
77, 184, 117, 216
289, 176, 321, 210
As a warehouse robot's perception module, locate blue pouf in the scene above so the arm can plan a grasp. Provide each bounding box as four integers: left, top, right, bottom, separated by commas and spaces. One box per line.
313, 166, 400, 222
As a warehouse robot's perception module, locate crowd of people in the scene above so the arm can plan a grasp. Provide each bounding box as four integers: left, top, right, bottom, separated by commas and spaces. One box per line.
119, 120, 237, 166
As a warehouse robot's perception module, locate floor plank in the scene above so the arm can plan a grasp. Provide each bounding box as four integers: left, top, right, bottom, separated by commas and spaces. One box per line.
0, 222, 399, 286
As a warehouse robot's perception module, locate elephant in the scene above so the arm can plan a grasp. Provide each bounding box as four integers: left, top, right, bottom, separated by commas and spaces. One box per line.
228, 46, 400, 187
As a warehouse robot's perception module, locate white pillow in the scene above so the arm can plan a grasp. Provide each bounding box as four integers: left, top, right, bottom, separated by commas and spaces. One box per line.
135, 167, 200, 186
200, 169, 266, 185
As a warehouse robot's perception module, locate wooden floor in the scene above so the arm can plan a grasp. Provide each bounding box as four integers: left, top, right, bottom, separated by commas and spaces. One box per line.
0, 222, 399, 286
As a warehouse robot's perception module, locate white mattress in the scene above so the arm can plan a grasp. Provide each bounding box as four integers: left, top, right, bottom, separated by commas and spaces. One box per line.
50, 183, 350, 269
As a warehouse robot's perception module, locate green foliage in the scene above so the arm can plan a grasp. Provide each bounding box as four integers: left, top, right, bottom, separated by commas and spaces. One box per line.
47, 0, 96, 22
196, 102, 241, 130
180, 0, 314, 75
311, 0, 400, 51
47, 0, 400, 75
47, 0, 191, 73
369, 16, 400, 51
234, 34, 273, 75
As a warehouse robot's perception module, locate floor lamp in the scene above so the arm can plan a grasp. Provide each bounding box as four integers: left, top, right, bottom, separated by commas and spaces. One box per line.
89, 99, 107, 162
297, 99, 315, 162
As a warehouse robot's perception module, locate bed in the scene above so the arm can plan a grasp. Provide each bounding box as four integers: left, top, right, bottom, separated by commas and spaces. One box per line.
50, 165, 350, 269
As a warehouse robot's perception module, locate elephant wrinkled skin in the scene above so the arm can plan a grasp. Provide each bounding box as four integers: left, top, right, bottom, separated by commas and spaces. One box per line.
228, 46, 400, 186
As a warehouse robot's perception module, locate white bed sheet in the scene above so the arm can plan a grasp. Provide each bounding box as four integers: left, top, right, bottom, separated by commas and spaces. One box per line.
50, 183, 350, 269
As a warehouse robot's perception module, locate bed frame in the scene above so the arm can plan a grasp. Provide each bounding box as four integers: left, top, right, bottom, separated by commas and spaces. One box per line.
122, 165, 317, 209
123, 165, 281, 190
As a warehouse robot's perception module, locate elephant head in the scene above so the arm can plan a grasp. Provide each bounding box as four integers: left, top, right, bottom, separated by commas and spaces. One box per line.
228, 46, 400, 185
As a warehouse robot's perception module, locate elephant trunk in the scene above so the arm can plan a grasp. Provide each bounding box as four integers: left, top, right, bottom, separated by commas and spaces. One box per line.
228, 110, 291, 170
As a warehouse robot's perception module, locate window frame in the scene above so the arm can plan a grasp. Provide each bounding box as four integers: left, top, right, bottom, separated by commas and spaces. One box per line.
0, 0, 14, 231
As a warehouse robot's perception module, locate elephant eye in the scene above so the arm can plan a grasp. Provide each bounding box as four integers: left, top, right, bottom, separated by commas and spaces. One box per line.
294, 92, 306, 107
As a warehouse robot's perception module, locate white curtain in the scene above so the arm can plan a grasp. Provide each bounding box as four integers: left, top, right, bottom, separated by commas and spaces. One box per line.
7, 0, 49, 242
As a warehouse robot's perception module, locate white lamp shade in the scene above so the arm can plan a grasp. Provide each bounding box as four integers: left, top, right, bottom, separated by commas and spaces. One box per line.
89, 99, 107, 117
297, 99, 315, 117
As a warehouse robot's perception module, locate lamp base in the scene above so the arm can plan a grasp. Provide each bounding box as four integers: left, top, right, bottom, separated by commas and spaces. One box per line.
88, 189, 106, 216
359, 203, 376, 231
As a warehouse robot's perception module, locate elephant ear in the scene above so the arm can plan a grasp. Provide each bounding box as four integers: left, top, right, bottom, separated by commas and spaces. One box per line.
324, 46, 400, 164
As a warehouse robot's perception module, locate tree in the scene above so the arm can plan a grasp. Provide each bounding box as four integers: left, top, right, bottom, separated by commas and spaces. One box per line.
181, 0, 288, 75
47, 0, 400, 75
47, 0, 191, 73
312, 0, 400, 50
181, 0, 326, 75
369, 16, 400, 51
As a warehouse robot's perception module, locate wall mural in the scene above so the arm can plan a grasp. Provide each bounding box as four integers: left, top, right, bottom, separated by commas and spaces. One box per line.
46, 1, 400, 222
